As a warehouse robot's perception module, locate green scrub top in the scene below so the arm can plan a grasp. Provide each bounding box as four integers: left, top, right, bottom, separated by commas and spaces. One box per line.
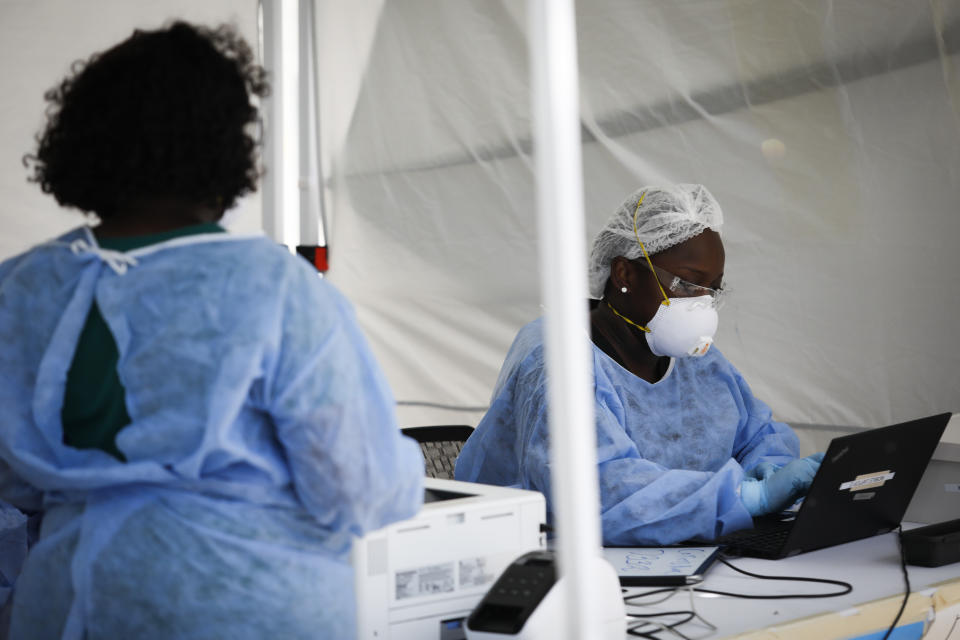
61, 223, 225, 460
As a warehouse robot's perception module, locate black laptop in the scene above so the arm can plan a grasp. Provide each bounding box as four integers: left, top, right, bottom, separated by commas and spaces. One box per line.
718, 413, 951, 559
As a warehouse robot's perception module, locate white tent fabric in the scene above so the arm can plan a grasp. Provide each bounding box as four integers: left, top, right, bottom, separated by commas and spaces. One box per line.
319, 0, 960, 435
1, 1, 957, 443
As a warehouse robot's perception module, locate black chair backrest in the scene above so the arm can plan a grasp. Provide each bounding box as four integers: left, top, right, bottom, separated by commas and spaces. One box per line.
401, 425, 475, 480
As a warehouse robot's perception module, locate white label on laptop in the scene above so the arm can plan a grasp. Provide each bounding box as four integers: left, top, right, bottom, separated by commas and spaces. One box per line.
946, 484, 960, 493
839, 470, 895, 492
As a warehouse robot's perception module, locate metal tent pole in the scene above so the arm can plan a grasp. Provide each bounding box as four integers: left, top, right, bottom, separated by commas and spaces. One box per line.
259, 0, 301, 249
298, 0, 327, 250
528, 0, 605, 638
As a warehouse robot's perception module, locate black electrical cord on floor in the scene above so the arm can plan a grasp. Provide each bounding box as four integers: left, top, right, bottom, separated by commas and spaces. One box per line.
881, 525, 910, 640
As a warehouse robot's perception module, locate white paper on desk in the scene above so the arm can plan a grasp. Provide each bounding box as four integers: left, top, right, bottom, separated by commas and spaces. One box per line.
602, 546, 720, 580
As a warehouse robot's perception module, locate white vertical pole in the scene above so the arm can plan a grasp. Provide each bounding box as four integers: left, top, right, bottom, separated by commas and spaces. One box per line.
528, 1, 604, 639
260, 0, 301, 250
298, 0, 326, 248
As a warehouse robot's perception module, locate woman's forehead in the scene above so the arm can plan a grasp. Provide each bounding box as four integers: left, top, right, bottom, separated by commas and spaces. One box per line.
651, 230, 725, 272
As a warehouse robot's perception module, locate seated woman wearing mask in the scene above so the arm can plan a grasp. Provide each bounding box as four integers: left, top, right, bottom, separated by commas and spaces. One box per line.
0, 22, 423, 639
456, 184, 822, 545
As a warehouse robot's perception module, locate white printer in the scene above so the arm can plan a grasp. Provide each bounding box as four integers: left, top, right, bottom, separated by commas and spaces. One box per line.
352, 478, 547, 640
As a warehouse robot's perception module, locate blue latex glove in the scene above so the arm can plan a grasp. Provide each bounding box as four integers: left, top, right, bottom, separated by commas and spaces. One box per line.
740, 453, 824, 516
747, 461, 781, 481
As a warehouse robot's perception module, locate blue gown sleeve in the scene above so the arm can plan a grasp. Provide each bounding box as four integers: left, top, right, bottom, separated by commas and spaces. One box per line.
508, 350, 764, 546
263, 266, 424, 536
520, 395, 754, 546
592, 400, 756, 545
729, 368, 799, 474
458, 331, 799, 546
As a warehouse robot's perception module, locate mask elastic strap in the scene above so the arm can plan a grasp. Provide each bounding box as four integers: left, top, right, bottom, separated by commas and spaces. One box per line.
632, 191, 671, 307
605, 302, 651, 333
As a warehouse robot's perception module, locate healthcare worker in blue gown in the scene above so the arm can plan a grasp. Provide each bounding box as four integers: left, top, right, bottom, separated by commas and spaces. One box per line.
0, 22, 424, 639
456, 184, 823, 545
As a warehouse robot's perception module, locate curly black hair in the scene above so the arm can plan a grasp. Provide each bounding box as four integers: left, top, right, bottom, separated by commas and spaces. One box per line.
25, 21, 269, 219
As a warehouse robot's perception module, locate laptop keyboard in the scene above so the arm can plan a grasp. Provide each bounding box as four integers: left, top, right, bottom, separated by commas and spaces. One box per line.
719, 522, 793, 557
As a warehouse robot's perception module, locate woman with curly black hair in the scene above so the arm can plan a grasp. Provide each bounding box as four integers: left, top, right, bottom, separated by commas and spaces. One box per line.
1, 21, 423, 639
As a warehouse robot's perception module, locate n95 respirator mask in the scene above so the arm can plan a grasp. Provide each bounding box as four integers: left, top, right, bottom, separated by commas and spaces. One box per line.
644, 295, 718, 358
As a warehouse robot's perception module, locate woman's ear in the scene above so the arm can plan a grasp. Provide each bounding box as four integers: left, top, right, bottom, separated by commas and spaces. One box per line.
610, 256, 633, 292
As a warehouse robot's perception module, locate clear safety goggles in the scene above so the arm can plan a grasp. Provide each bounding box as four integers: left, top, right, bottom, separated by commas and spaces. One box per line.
640, 261, 728, 308
632, 190, 728, 309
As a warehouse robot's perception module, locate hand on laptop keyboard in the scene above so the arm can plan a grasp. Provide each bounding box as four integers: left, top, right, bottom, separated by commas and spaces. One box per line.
747, 461, 781, 480
741, 453, 824, 516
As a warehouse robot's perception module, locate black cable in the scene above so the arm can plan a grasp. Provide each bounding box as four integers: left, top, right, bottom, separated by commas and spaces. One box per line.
628, 610, 695, 622
626, 610, 696, 639
627, 624, 691, 640
695, 556, 854, 599
881, 525, 910, 640
943, 614, 960, 639
624, 555, 852, 604
623, 587, 675, 601
627, 626, 675, 640
624, 534, 916, 637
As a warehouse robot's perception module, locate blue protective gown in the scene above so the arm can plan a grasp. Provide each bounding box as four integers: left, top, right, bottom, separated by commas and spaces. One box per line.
455, 318, 798, 545
0, 227, 424, 639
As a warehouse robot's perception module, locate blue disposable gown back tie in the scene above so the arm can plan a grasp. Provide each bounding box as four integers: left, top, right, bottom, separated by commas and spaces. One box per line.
0, 227, 424, 639
455, 318, 798, 545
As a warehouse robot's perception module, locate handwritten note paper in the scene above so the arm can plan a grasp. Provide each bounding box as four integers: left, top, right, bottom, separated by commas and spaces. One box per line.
603, 546, 719, 578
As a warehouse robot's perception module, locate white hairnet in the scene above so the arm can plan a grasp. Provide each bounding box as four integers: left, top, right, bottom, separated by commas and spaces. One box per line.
588, 184, 723, 298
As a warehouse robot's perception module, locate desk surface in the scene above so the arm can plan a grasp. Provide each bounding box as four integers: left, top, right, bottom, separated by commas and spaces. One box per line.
622, 527, 960, 639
